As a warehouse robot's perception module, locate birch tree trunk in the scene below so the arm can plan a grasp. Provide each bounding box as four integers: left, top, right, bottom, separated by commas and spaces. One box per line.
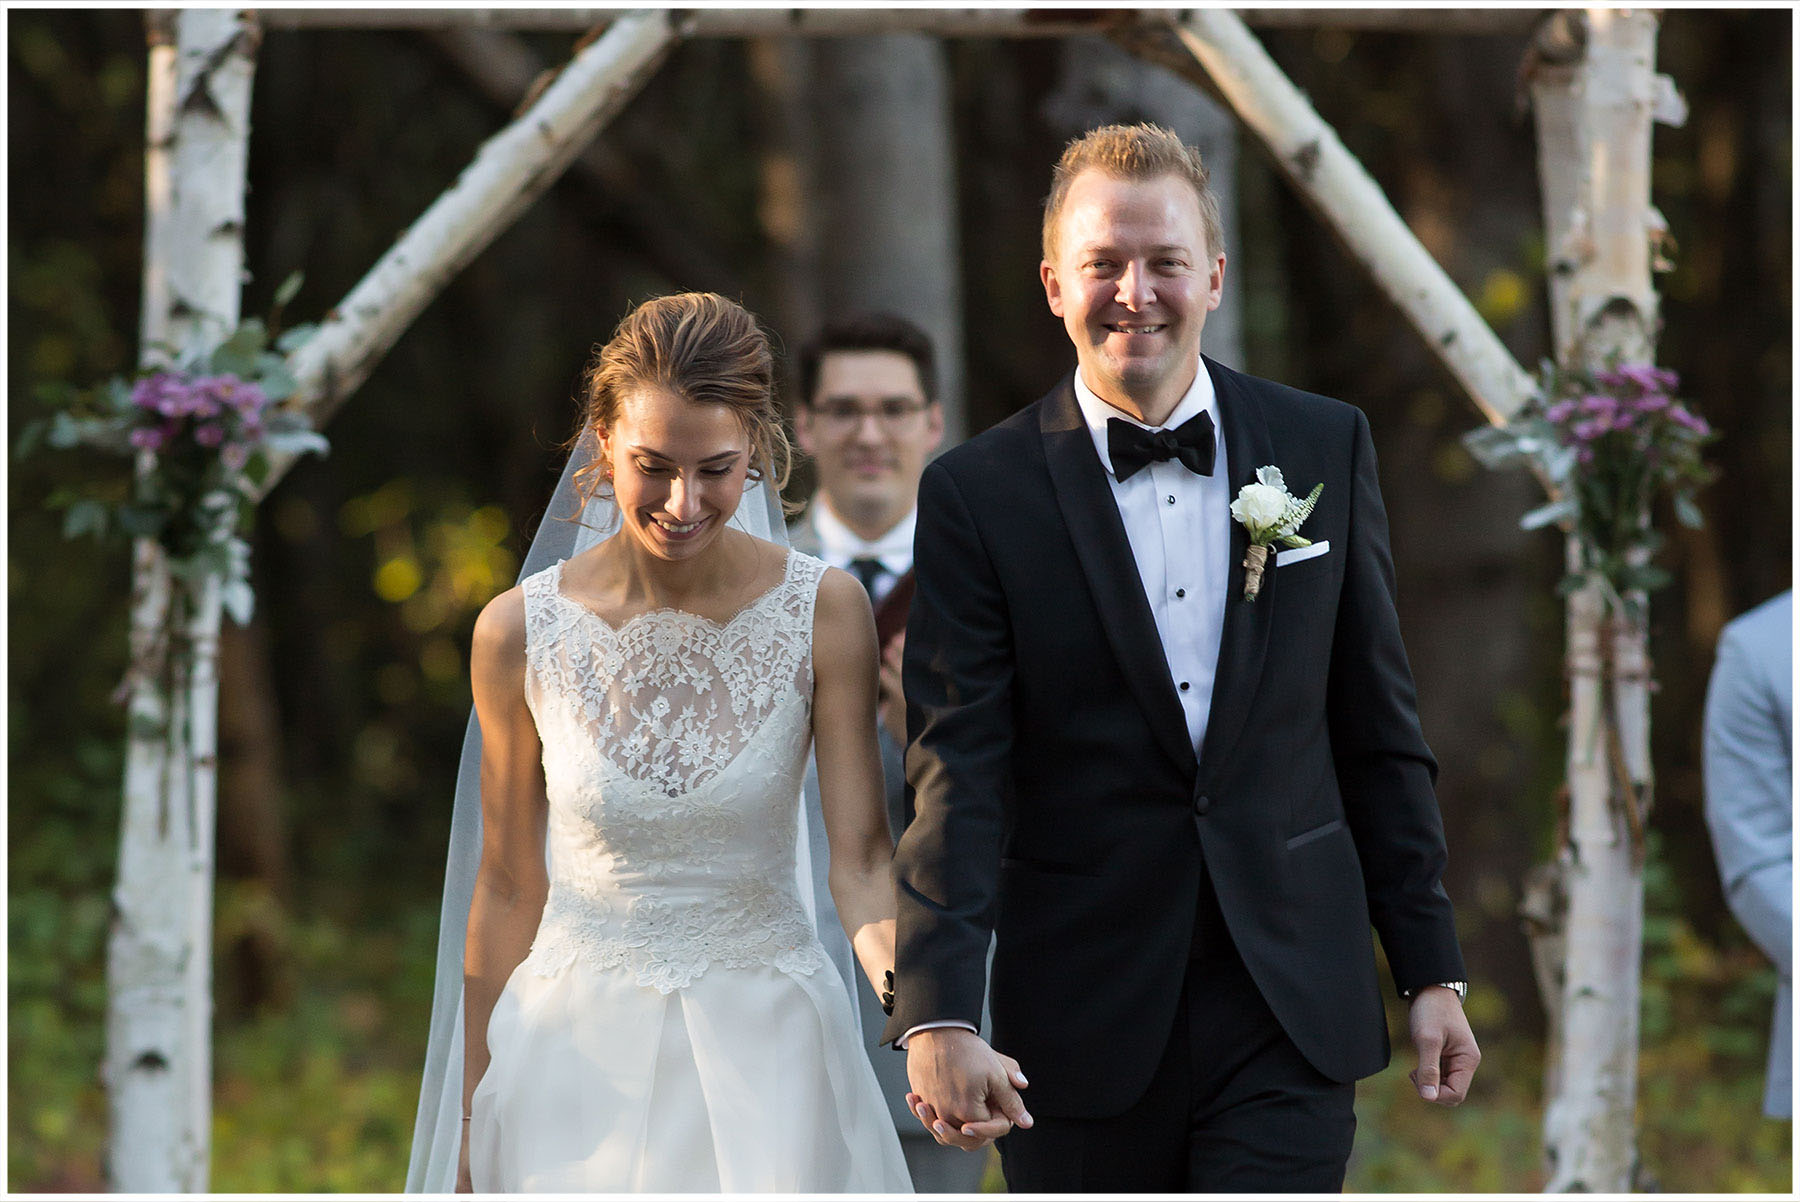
106, 10, 256, 1191
137, 12, 177, 369
1528, 9, 1665, 1191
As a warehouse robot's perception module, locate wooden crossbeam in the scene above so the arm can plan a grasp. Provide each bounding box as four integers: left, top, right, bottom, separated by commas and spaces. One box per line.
257, 7, 1546, 37
1168, 8, 1537, 425
1235, 8, 1543, 34
254, 10, 677, 500
421, 25, 744, 292
257, 9, 1177, 35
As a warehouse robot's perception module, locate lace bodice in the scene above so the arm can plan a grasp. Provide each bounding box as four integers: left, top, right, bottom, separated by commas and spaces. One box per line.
519, 549, 830, 992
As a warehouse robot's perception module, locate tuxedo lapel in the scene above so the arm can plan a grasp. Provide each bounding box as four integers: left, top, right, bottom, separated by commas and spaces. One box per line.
1039, 379, 1198, 775
1196, 357, 1278, 789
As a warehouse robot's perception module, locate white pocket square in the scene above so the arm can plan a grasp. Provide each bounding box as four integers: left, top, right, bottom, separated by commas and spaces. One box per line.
1275, 540, 1330, 567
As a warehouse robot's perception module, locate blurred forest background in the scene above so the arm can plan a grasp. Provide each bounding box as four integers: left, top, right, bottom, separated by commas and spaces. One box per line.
9, 8, 1791, 1192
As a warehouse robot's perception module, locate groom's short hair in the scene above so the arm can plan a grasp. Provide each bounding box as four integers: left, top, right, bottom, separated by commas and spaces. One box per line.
798, 313, 939, 408
1041, 123, 1224, 263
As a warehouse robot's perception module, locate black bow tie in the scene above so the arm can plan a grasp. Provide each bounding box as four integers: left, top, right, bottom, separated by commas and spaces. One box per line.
1107, 411, 1216, 481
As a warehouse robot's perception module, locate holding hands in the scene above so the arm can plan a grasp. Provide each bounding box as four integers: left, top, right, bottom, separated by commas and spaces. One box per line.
903, 1027, 1032, 1150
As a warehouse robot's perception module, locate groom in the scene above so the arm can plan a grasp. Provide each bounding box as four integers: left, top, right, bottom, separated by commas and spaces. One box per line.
884, 124, 1479, 1191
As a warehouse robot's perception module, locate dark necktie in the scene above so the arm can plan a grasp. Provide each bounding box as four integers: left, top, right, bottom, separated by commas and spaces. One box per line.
847, 557, 886, 600
1106, 410, 1216, 482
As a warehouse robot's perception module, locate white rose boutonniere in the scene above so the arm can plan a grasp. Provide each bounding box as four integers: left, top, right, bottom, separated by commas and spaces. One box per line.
1230, 465, 1323, 601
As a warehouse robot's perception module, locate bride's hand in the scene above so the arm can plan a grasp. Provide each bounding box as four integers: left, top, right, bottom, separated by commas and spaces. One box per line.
456, 1127, 473, 1193
905, 1027, 1031, 1150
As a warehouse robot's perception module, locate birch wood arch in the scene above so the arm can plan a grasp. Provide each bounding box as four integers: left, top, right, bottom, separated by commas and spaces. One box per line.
107, 8, 1680, 1192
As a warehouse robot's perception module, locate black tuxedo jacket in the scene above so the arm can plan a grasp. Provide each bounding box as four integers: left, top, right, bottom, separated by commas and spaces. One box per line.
881, 358, 1465, 1119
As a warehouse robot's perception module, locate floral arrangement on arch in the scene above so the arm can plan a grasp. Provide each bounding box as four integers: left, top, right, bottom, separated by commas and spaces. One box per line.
1464, 359, 1715, 619
20, 275, 328, 623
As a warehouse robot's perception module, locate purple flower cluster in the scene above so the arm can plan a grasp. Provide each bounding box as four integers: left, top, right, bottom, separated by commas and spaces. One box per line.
128, 371, 268, 470
1544, 364, 1710, 465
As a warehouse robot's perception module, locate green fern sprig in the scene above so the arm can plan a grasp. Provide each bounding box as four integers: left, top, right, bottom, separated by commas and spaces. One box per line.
1275, 482, 1324, 547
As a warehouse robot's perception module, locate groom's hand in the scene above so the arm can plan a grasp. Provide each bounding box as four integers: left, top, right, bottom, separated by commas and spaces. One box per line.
904, 1027, 1031, 1149
1408, 985, 1481, 1106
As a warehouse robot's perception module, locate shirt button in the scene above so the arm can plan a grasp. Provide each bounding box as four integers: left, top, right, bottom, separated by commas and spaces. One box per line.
1175, 588, 1186, 598
1179, 681, 1190, 692
1194, 794, 1212, 815
1166, 495, 1176, 505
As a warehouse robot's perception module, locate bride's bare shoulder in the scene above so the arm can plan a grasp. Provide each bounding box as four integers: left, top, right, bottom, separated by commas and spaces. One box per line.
811, 566, 877, 660
472, 585, 528, 681
727, 530, 797, 586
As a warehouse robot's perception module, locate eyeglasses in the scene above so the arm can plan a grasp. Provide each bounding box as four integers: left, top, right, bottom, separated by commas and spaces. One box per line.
807, 399, 933, 432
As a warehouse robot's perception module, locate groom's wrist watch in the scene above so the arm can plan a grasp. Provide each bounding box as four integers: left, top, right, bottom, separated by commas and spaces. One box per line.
1403, 980, 1468, 1002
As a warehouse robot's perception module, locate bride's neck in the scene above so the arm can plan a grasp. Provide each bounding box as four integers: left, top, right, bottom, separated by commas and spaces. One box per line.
606, 529, 750, 607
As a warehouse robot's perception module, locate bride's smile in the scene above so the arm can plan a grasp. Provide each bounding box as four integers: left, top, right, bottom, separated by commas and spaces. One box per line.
600, 384, 752, 564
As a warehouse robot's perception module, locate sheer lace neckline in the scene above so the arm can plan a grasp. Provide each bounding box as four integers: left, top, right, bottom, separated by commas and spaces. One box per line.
550, 547, 797, 637
516, 548, 830, 992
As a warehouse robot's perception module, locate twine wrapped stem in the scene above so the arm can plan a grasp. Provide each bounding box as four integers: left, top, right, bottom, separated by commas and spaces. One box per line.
1243, 543, 1271, 601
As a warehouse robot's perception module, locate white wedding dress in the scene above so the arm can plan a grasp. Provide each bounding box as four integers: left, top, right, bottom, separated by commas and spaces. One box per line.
467, 548, 912, 1192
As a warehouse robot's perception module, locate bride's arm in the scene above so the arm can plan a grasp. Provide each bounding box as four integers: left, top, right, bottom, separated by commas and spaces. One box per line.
811, 567, 900, 999
460, 587, 550, 1186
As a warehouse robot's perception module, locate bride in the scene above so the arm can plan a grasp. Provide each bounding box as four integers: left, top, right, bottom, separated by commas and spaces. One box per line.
410, 292, 911, 1192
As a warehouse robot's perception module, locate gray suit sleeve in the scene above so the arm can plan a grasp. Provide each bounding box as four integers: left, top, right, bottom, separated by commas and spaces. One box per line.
1703, 620, 1793, 975
878, 724, 908, 842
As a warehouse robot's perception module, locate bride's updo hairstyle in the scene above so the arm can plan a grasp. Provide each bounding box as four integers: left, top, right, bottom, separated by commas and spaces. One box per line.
572, 292, 794, 506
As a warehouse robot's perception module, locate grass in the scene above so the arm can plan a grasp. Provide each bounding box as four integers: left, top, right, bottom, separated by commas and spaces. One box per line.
10, 885, 1790, 1192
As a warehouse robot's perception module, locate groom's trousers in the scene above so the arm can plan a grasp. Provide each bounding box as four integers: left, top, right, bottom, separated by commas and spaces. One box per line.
995, 863, 1357, 1193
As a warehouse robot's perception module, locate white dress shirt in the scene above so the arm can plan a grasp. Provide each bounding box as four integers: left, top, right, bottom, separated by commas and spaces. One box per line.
1072, 360, 1231, 755
810, 501, 916, 604
900, 360, 1230, 1051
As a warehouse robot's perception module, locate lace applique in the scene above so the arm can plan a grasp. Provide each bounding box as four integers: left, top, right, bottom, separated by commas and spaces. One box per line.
525, 551, 820, 797
525, 874, 826, 993
517, 550, 831, 990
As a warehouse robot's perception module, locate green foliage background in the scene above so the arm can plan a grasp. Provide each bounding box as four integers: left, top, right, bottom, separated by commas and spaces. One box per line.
10, 9, 1790, 1192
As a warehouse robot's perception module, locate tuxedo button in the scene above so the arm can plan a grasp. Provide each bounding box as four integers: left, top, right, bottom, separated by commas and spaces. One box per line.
1175, 588, 1186, 598
1193, 795, 1212, 815
1179, 681, 1190, 692
1165, 495, 1176, 505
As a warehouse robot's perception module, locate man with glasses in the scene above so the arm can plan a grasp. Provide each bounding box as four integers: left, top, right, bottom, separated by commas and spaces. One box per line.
791, 315, 989, 1192
791, 313, 946, 749
791, 314, 944, 617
